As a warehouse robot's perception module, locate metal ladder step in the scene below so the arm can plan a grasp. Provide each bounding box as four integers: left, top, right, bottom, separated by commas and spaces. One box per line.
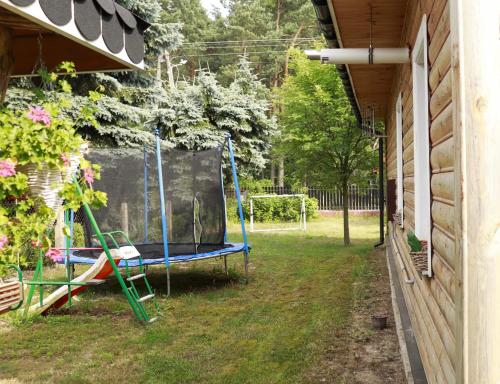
137, 293, 155, 303
127, 273, 146, 282
86, 279, 106, 285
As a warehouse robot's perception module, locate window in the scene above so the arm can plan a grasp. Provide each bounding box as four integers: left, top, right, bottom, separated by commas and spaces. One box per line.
396, 93, 404, 228
412, 15, 432, 276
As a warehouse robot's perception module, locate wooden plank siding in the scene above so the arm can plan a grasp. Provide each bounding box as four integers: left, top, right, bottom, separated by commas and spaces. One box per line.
386, 0, 459, 382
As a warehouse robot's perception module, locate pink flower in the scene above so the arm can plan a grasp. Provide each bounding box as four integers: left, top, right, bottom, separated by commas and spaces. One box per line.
45, 248, 63, 263
61, 153, 70, 167
0, 235, 8, 250
27, 106, 51, 127
0, 159, 16, 177
83, 168, 94, 185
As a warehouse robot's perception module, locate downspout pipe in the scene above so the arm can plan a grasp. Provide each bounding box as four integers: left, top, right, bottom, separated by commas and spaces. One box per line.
374, 137, 385, 248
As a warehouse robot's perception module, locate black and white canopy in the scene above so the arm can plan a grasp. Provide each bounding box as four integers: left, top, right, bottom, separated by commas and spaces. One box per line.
0, 0, 150, 75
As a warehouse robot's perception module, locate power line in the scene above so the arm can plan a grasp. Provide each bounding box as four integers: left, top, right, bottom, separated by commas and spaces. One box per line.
180, 42, 313, 50
182, 37, 317, 46
172, 50, 290, 59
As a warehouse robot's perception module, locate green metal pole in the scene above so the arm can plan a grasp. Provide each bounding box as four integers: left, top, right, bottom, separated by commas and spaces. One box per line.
38, 248, 43, 307
23, 252, 43, 318
65, 209, 72, 307
74, 180, 144, 321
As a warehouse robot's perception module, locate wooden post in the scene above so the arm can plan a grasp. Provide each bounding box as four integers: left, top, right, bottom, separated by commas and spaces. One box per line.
166, 200, 173, 239
120, 203, 129, 237
54, 208, 65, 249
451, 0, 500, 382
54, 207, 65, 269
0, 26, 14, 103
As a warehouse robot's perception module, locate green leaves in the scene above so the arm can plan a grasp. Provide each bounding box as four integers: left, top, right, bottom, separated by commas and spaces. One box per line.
277, 50, 377, 189
407, 231, 423, 252
0, 61, 108, 275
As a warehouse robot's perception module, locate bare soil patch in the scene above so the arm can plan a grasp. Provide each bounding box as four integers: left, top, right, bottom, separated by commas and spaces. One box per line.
306, 247, 406, 384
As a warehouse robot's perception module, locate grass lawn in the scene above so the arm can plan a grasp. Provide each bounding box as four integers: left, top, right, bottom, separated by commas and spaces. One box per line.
0, 216, 382, 384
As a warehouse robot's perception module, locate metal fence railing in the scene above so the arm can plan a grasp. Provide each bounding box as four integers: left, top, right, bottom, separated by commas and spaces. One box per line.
224, 185, 380, 211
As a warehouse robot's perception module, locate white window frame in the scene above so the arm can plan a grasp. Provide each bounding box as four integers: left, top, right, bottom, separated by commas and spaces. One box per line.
396, 93, 404, 228
412, 15, 432, 276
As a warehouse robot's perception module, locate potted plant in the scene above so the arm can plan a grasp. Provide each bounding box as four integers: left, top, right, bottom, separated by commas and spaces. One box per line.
0, 63, 106, 275
407, 231, 428, 273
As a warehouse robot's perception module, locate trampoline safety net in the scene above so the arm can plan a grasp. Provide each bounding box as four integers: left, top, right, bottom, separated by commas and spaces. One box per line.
83, 147, 229, 260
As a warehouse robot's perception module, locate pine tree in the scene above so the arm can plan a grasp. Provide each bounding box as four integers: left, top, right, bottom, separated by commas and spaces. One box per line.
155, 56, 276, 175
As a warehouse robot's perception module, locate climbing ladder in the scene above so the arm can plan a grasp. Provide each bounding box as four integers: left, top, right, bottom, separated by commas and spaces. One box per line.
98, 231, 160, 323
74, 181, 161, 323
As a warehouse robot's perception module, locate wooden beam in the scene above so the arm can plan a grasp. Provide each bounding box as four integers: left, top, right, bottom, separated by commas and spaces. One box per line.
0, 25, 13, 103
453, 0, 500, 382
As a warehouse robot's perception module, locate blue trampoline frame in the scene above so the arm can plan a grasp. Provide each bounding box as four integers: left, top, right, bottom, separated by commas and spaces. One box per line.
68, 132, 250, 283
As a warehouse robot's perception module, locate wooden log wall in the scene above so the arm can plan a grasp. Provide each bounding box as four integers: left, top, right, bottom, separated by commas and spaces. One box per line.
385, 0, 461, 382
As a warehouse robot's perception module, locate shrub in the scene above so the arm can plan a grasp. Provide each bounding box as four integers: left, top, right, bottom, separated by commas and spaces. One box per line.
238, 178, 274, 193
225, 195, 318, 223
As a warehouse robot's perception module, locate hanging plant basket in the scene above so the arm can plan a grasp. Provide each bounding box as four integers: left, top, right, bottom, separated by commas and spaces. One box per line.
19, 153, 81, 212
410, 241, 428, 273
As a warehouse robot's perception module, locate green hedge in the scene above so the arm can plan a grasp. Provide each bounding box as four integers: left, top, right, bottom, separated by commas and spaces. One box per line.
226, 195, 318, 223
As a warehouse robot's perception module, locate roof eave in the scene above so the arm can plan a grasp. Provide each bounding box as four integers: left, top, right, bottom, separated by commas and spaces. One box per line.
0, 0, 149, 74
311, 0, 362, 125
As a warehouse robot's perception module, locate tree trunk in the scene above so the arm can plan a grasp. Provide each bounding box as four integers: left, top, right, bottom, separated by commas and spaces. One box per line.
284, 24, 304, 78
278, 158, 285, 188
271, 0, 282, 89
156, 54, 162, 82
164, 51, 175, 89
270, 161, 276, 185
0, 26, 14, 103
342, 181, 350, 246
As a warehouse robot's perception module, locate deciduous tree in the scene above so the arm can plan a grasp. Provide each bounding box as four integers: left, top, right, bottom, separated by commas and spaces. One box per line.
279, 50, 376, 245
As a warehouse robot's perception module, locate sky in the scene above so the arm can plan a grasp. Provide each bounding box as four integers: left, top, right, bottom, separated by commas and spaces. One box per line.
200, 0, 229, 18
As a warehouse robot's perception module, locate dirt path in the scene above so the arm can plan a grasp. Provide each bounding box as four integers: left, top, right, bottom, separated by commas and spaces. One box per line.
307, 247, 406, 384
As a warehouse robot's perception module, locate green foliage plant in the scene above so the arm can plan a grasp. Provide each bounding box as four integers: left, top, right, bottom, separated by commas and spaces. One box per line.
277, 49, 377, 245
0, 63, 106, 275
407, 231, 423, 252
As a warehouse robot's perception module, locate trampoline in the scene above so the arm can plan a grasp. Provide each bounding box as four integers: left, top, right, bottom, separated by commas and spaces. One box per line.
68, 134, 250, 279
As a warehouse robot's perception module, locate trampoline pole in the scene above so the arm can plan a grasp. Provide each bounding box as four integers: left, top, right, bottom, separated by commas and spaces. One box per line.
155, 129, 171, 293
144, 146, 149, 243
227, 136, 249, 282
221, 163, 228, 243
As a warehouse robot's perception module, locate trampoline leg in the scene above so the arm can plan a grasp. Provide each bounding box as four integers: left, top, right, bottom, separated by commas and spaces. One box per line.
224, 255, 228, 276
166, 268, 171, 298
243, 251, 249, 283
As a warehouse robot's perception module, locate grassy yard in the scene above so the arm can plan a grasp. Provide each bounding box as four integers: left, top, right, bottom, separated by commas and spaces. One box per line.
0, 216, 383, 384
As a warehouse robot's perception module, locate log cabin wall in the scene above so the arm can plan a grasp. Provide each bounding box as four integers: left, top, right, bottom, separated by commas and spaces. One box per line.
385, 0, 460, 382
